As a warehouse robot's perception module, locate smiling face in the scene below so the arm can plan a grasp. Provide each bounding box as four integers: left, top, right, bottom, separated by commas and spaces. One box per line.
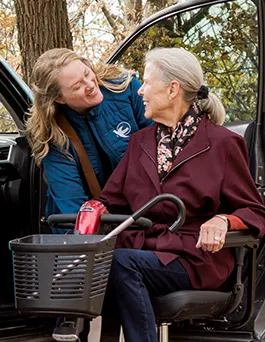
137, 62, 173, 122
56, 60, 103, 113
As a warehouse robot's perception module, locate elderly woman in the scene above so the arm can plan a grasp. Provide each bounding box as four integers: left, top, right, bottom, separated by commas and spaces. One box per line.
82, 48, 265, 342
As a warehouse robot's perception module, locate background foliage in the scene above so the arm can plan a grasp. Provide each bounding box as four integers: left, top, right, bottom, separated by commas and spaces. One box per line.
0, 0, 259, 132
117, 0, 258, 122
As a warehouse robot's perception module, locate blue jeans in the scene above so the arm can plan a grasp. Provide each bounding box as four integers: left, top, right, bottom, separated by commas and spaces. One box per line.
106, 249, 192, 342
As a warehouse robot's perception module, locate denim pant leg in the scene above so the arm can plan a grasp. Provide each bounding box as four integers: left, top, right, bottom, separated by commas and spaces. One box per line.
100, 285, 121, 341
107, 248, 192, 342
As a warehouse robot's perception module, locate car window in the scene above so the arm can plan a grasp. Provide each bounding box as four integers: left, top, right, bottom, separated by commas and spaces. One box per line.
0, 99, 18, 133
115, 0, 258, 123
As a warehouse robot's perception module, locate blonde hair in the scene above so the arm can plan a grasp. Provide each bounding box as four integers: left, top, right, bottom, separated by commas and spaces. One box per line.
26, 48, 132, 165
145, 48, 226, 125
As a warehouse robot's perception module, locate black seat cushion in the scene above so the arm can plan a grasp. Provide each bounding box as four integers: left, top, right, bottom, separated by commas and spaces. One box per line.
152, 290, 232, 321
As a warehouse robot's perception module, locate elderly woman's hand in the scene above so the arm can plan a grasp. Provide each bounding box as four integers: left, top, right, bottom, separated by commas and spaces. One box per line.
196, 216, 229, 253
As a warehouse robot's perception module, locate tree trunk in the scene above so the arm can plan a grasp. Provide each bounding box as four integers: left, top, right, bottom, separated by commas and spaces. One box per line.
14, 0, 73, 85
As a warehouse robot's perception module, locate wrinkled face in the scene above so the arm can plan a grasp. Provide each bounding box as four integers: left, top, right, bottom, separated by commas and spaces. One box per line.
138, 62, 171, 121
56, 60, 103, 113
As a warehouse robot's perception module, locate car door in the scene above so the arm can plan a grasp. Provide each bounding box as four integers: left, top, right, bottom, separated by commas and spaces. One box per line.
0, 57, 48, 331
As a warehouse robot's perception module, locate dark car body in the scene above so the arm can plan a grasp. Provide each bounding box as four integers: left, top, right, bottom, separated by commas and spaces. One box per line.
1, 0, 265, 340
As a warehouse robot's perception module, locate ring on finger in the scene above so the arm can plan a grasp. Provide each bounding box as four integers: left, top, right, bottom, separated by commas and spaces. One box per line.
214, 236, 221, 242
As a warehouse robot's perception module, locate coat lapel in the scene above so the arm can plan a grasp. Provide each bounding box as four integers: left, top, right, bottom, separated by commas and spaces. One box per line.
169, 115, 210, 167
159, 115, 210, 180
139, 125, 161, 194
170, 115, 211, 170
139, 117, 211, 190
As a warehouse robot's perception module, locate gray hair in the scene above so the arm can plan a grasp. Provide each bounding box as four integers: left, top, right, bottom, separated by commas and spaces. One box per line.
145, 48, 225, 125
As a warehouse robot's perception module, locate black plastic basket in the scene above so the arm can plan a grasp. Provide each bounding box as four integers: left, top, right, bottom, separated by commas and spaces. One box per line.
9, 234, 116, 319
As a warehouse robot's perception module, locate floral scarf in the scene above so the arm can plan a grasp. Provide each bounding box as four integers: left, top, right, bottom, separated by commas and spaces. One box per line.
157, 103, 203, 180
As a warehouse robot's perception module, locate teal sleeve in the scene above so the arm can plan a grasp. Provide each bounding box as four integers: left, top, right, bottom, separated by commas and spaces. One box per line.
42, 144, 89, 215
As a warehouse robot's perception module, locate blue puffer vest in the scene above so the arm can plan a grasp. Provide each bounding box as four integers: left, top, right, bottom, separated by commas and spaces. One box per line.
42, 76, 153, 224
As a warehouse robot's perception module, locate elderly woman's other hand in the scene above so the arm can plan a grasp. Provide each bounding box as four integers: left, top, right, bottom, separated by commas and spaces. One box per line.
196, 216, 229, 253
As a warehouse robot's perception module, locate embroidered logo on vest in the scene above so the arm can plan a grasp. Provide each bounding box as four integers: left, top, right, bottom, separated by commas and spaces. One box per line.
113, 122, 131, 138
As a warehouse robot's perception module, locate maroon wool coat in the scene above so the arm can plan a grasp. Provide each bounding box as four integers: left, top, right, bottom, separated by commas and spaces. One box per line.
99, 115, 265, 290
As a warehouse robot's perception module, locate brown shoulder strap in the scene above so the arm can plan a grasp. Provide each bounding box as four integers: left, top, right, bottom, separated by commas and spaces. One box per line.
56, 114, 101, 198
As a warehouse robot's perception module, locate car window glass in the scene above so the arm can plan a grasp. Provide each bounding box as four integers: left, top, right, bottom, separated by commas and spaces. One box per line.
0, 100, 18, 133
116, 0, 258, 123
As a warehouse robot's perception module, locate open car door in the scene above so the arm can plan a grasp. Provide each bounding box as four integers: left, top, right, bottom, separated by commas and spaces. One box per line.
0, 57, 51, 339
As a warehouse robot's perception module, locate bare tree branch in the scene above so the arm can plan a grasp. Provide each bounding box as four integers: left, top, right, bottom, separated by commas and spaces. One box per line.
181, 7, 209, 33
135, 0, 142, 24
95, 0, 116, 28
